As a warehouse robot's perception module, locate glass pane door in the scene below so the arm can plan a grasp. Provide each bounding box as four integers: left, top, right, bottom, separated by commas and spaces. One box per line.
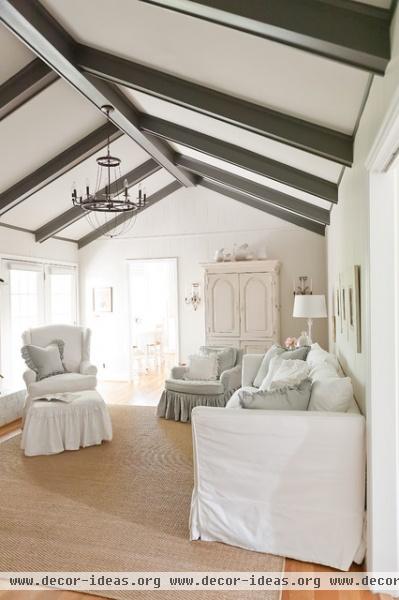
47, 267, 77, 325
7, 265, 44, 387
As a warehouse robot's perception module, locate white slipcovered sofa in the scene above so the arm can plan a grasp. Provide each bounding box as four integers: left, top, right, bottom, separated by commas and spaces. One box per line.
190, 349, 366, 571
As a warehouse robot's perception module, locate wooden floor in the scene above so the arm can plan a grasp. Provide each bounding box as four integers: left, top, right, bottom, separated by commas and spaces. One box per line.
0, 366, 372, 600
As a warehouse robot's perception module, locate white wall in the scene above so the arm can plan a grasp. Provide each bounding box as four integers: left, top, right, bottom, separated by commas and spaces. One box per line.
0, 226, 78, 263
327, 7, 399, 576
79, 185, 327, 380
327, 10, 399, 415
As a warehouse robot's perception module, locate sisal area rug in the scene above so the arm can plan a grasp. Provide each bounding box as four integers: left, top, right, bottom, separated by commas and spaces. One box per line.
0, 405, 283, 599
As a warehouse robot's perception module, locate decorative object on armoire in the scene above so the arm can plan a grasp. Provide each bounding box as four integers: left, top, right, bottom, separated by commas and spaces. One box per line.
157, 346, 243, 422
233, 243, 256, 261
71, 105, 145, 239
184, 283, 201, 311
203, 260, 280, 354
296, 331, 311, 347
284, 337, 297, 350
93, 287, 113, 313
293, 294, 327, 344
214, 249, 225, 262
293, 275, 313, 295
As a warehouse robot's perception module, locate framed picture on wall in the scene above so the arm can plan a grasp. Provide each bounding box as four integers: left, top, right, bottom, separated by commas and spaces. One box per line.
93, 287, 113, 313
354, 265, 362, 353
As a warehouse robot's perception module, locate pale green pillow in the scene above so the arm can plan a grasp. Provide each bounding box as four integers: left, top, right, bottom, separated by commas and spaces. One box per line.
240, 379, 312, 411
21, 339, 65, 380
200, 346, 236, 377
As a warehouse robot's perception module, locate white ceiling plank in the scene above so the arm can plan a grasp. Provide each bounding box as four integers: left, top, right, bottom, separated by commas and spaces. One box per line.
352, 0, 391, 7
122, 87, 343, 183
0, 23, 34, 84
0, 79, 106, 193
42, 0, 369, 134
173, 145, 333, 210
1, 136, 150, 230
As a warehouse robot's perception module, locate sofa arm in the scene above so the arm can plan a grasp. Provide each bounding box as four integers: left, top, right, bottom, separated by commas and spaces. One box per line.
23, 368, 36, 389
170, 366, 188, 380
190, 407, 366, 571
242, 354, 263, 387
80, 361, 98, 376
220, 364, 242, 391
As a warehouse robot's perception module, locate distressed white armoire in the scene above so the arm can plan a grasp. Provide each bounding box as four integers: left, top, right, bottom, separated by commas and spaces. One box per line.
203, 260, 281, 353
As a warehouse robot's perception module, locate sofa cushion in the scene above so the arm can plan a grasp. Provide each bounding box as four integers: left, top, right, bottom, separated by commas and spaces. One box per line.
239, 379, 312, 411
253, 344, 310, 388
309, 377, 354, 412
165, 378, 224, 395
200, 346, 237, 376
29, 373, 97, 398
21, 339, 65, 380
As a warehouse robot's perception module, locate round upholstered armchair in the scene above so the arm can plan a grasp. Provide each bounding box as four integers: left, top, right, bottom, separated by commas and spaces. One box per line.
157, 346, 243, 422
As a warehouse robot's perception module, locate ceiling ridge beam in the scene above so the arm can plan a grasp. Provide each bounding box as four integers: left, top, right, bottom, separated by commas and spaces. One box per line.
77, 44, 353, 166
201, 179, 325, 236
176, 154, 330, 225
141, 114, 338, 203
0, 0, 195, 187
78, 180, 182, 249
0, 57, 59, 121
0, 121, 122, 215
139, 0, 391, 75
35, 158, 161, 243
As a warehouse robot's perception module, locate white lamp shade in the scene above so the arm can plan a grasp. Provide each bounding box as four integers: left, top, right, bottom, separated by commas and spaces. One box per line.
293, 294, 327, 318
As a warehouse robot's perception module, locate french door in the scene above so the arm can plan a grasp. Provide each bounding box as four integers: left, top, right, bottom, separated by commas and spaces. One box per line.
0, 260, 78, 388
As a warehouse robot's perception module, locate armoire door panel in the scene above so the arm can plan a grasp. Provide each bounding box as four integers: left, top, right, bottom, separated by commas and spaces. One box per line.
240, 340, 274, 355
240, 273, 274, 339
206, 273, 240, 337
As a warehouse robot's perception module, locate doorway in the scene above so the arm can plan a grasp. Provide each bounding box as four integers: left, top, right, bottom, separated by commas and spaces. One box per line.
127, 258, 179, 380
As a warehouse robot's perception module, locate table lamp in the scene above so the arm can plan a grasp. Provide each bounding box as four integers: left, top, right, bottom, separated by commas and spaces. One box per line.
293, 294, 327, 344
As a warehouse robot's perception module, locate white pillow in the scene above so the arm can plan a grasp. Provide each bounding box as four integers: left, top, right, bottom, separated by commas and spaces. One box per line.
184, 354, 218, 381
309, 363, 339, 382
307, 344, 340, 372
260, 356, 309, 391
259, 355, 283, 390
308, 377, 353, 412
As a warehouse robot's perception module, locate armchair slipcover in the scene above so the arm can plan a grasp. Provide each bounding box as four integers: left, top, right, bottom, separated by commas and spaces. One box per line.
157, 347, 243, 422
22, 325, 97, 411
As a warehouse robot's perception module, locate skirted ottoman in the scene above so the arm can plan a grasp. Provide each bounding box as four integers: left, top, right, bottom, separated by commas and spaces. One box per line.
157, 363, 242, 422
21, 390, 112, 456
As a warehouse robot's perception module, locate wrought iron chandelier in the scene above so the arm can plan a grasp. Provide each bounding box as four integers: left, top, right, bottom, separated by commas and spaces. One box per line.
71, 105, 147, 238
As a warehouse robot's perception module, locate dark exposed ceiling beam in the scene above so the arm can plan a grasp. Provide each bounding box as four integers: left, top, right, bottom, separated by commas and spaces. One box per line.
35, 158, 161, 243
176, 154, 330, 225
78, 180, 182, 249
0, 122, 122, 215
0, 0, 195, 188
201, 179, 325, 237
0, 57, 59, 121
77, 44, 353, 166
139, 0, 391, 75
141, 114, 338, 203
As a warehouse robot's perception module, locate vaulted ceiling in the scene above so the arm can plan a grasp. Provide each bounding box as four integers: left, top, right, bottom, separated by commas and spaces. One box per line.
0, 0, 395, 246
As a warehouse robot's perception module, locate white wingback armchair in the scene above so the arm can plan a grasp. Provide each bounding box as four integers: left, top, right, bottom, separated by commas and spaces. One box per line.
22, 325, 97, 407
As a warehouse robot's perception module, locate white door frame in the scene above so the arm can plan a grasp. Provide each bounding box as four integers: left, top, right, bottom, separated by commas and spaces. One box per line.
126, 257, 180, 381
365, 85, 399, 576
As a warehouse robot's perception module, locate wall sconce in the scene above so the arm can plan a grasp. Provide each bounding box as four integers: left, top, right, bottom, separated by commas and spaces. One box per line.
293, 275, 312, 295
185, 283, 201, 311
